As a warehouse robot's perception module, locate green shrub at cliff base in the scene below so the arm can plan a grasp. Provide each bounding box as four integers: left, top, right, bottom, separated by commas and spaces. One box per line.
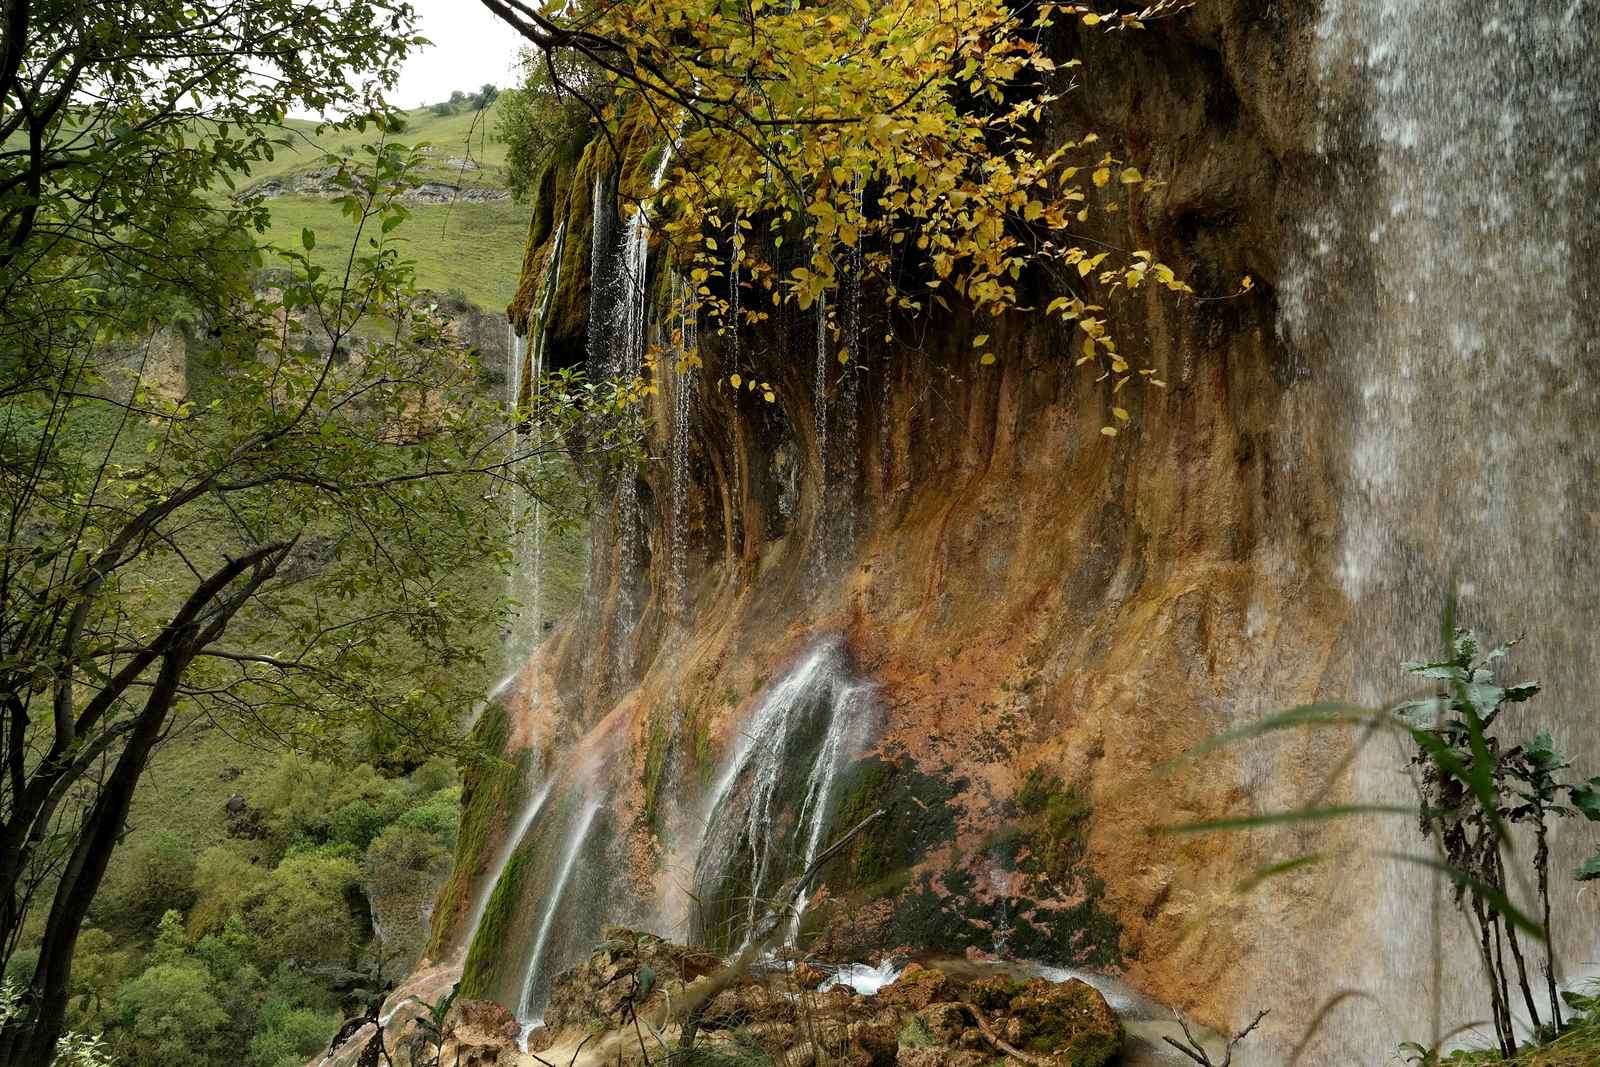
488, 0, 1229, 435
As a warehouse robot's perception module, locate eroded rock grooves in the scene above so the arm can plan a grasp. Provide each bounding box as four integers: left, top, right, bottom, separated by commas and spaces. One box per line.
402, 5, 1600, 1065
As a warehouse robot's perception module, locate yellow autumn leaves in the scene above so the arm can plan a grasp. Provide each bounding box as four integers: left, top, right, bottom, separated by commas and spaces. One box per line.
566, 0, 1202, 437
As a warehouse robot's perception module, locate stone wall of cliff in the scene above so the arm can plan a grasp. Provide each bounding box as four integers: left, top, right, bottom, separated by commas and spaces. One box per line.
441, 6, 1390, 1057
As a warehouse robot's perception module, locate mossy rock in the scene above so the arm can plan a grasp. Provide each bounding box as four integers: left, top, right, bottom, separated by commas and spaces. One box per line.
971, 977, 1123, 1067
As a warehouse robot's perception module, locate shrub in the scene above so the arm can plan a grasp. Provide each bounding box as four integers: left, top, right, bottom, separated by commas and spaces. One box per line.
241, 849, 364, 971
99, 831, 197, 927
248, 999, 340, 1067
114, 960, 228, 1067
188, 846, 269, 938
395, 786, 462, 845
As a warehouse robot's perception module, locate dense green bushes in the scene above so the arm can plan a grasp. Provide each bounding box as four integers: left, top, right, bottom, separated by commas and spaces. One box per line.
5, 753, 462, 1067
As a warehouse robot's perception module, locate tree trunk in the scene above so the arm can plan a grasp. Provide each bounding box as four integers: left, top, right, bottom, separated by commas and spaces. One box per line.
0, 647, 185, 1066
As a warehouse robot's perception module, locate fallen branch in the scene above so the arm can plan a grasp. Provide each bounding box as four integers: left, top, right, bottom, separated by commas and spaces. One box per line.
1163, 1008, 1269, 1067
961, 1000, 1049, 1067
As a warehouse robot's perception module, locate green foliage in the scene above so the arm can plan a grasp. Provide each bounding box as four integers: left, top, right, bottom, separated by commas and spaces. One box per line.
669, 1032, 774, 1066
187, 848, 271, 940
247, 999, 339, 1067
114, 961, 229, 1067
496, 53, 603, 203
99, 833, 198, 928
240, 849, 364, 972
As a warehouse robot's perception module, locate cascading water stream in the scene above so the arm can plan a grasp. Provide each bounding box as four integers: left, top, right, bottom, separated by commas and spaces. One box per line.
608, 145, 677, 673
811, 291, 831, 582
1280, 1, 1597, 1059
838, 190, 865, 551
460, 781, 553, 955
692, 638, 875, 951
786, 679, 874, 945
669, 273, 697, 618
517, 798, 604, 1023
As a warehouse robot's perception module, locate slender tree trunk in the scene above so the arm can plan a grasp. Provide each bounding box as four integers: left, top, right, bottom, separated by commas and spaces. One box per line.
1535, 820, 1562, 1031
1493, 852, 1542, 1036
0, 648, 186, 1066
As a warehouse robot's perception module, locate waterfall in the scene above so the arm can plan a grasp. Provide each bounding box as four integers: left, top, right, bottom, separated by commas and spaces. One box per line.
726, 253, 745, 570
838, 194, 865, 550
516, 798, 604, 1022
460, 781, 552, 955
812, 291, 831, 579
609, 145, 677, 673
786, 679, 875, 945
525, 221, 566, 644
1282, 1, 1597, 1059
669, 273, 696, 618
692, 638, 876, 951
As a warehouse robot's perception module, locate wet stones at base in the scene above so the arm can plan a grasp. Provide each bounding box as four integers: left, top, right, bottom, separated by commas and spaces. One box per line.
437, 929, 1124, 1067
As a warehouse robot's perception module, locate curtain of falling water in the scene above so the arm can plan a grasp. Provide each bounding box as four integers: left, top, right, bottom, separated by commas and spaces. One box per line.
608, 146, 677, 677
1281, 0, 1597, 1059
670, 273, 697, 619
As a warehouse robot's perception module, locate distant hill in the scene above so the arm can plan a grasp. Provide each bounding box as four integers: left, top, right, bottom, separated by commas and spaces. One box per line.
239, 99, 530, 312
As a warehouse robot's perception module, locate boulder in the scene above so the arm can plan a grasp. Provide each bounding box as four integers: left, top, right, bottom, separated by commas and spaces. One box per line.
792, 962, 828, 990
877, 963, 949, 1009
968, 976, 1122, 1067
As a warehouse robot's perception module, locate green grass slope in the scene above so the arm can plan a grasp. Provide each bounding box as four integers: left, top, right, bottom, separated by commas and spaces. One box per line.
240, 100, 528, 310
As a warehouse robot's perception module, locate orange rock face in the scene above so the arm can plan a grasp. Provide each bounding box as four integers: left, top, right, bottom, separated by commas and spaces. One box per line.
438, 8, 1396, 1063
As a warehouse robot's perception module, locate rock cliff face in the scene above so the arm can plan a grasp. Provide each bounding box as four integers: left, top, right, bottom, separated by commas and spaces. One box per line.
428, 5, 1598, 1062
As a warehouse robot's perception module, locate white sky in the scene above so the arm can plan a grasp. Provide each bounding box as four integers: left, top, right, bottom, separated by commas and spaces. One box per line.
390, 0, 527, 109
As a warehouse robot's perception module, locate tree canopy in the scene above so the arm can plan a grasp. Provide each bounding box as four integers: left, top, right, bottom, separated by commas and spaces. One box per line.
481, 0, 1202, 429
0, 3, 625, 1062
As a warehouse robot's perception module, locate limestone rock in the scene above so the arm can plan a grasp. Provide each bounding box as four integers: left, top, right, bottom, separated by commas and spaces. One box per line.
877, 963, 949, 1009
970, 976, 1122, 1067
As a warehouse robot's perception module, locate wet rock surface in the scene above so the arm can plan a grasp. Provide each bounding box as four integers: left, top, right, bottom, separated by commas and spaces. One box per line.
437, 931, 1126, 1067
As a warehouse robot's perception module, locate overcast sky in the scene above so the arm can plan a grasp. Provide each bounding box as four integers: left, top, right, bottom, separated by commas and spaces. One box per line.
391, 0, 526, 109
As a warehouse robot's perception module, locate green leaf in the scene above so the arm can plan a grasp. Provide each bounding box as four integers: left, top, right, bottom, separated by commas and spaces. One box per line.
301, 227, 316, 251
1402, 661, 1467, 682
1168, 702, 1375, 766
1158, 804, 1416, 835
1569, 779, 1600, 821
1573, 853, 1600, 881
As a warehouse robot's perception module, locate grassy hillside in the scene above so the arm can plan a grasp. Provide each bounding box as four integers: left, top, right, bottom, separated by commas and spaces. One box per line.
253, 196, 531, 311
239, 99, 528, 311
248, 102, 512, 187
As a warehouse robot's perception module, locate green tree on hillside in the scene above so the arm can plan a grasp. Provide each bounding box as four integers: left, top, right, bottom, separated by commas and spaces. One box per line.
0, 3, 623, 1062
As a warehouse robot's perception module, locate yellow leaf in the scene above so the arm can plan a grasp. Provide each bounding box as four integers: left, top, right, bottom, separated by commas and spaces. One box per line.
1082, 12, 1101, 24
730, 373, 742, 389
1120, 167, 1143, 184
980, 352, 996, 365
763, 391, 776, 402
1100, 426, 1118, 437
1112, 406, 1129, 422
974, 334, 990, 347
1093, 167, 1110, 188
